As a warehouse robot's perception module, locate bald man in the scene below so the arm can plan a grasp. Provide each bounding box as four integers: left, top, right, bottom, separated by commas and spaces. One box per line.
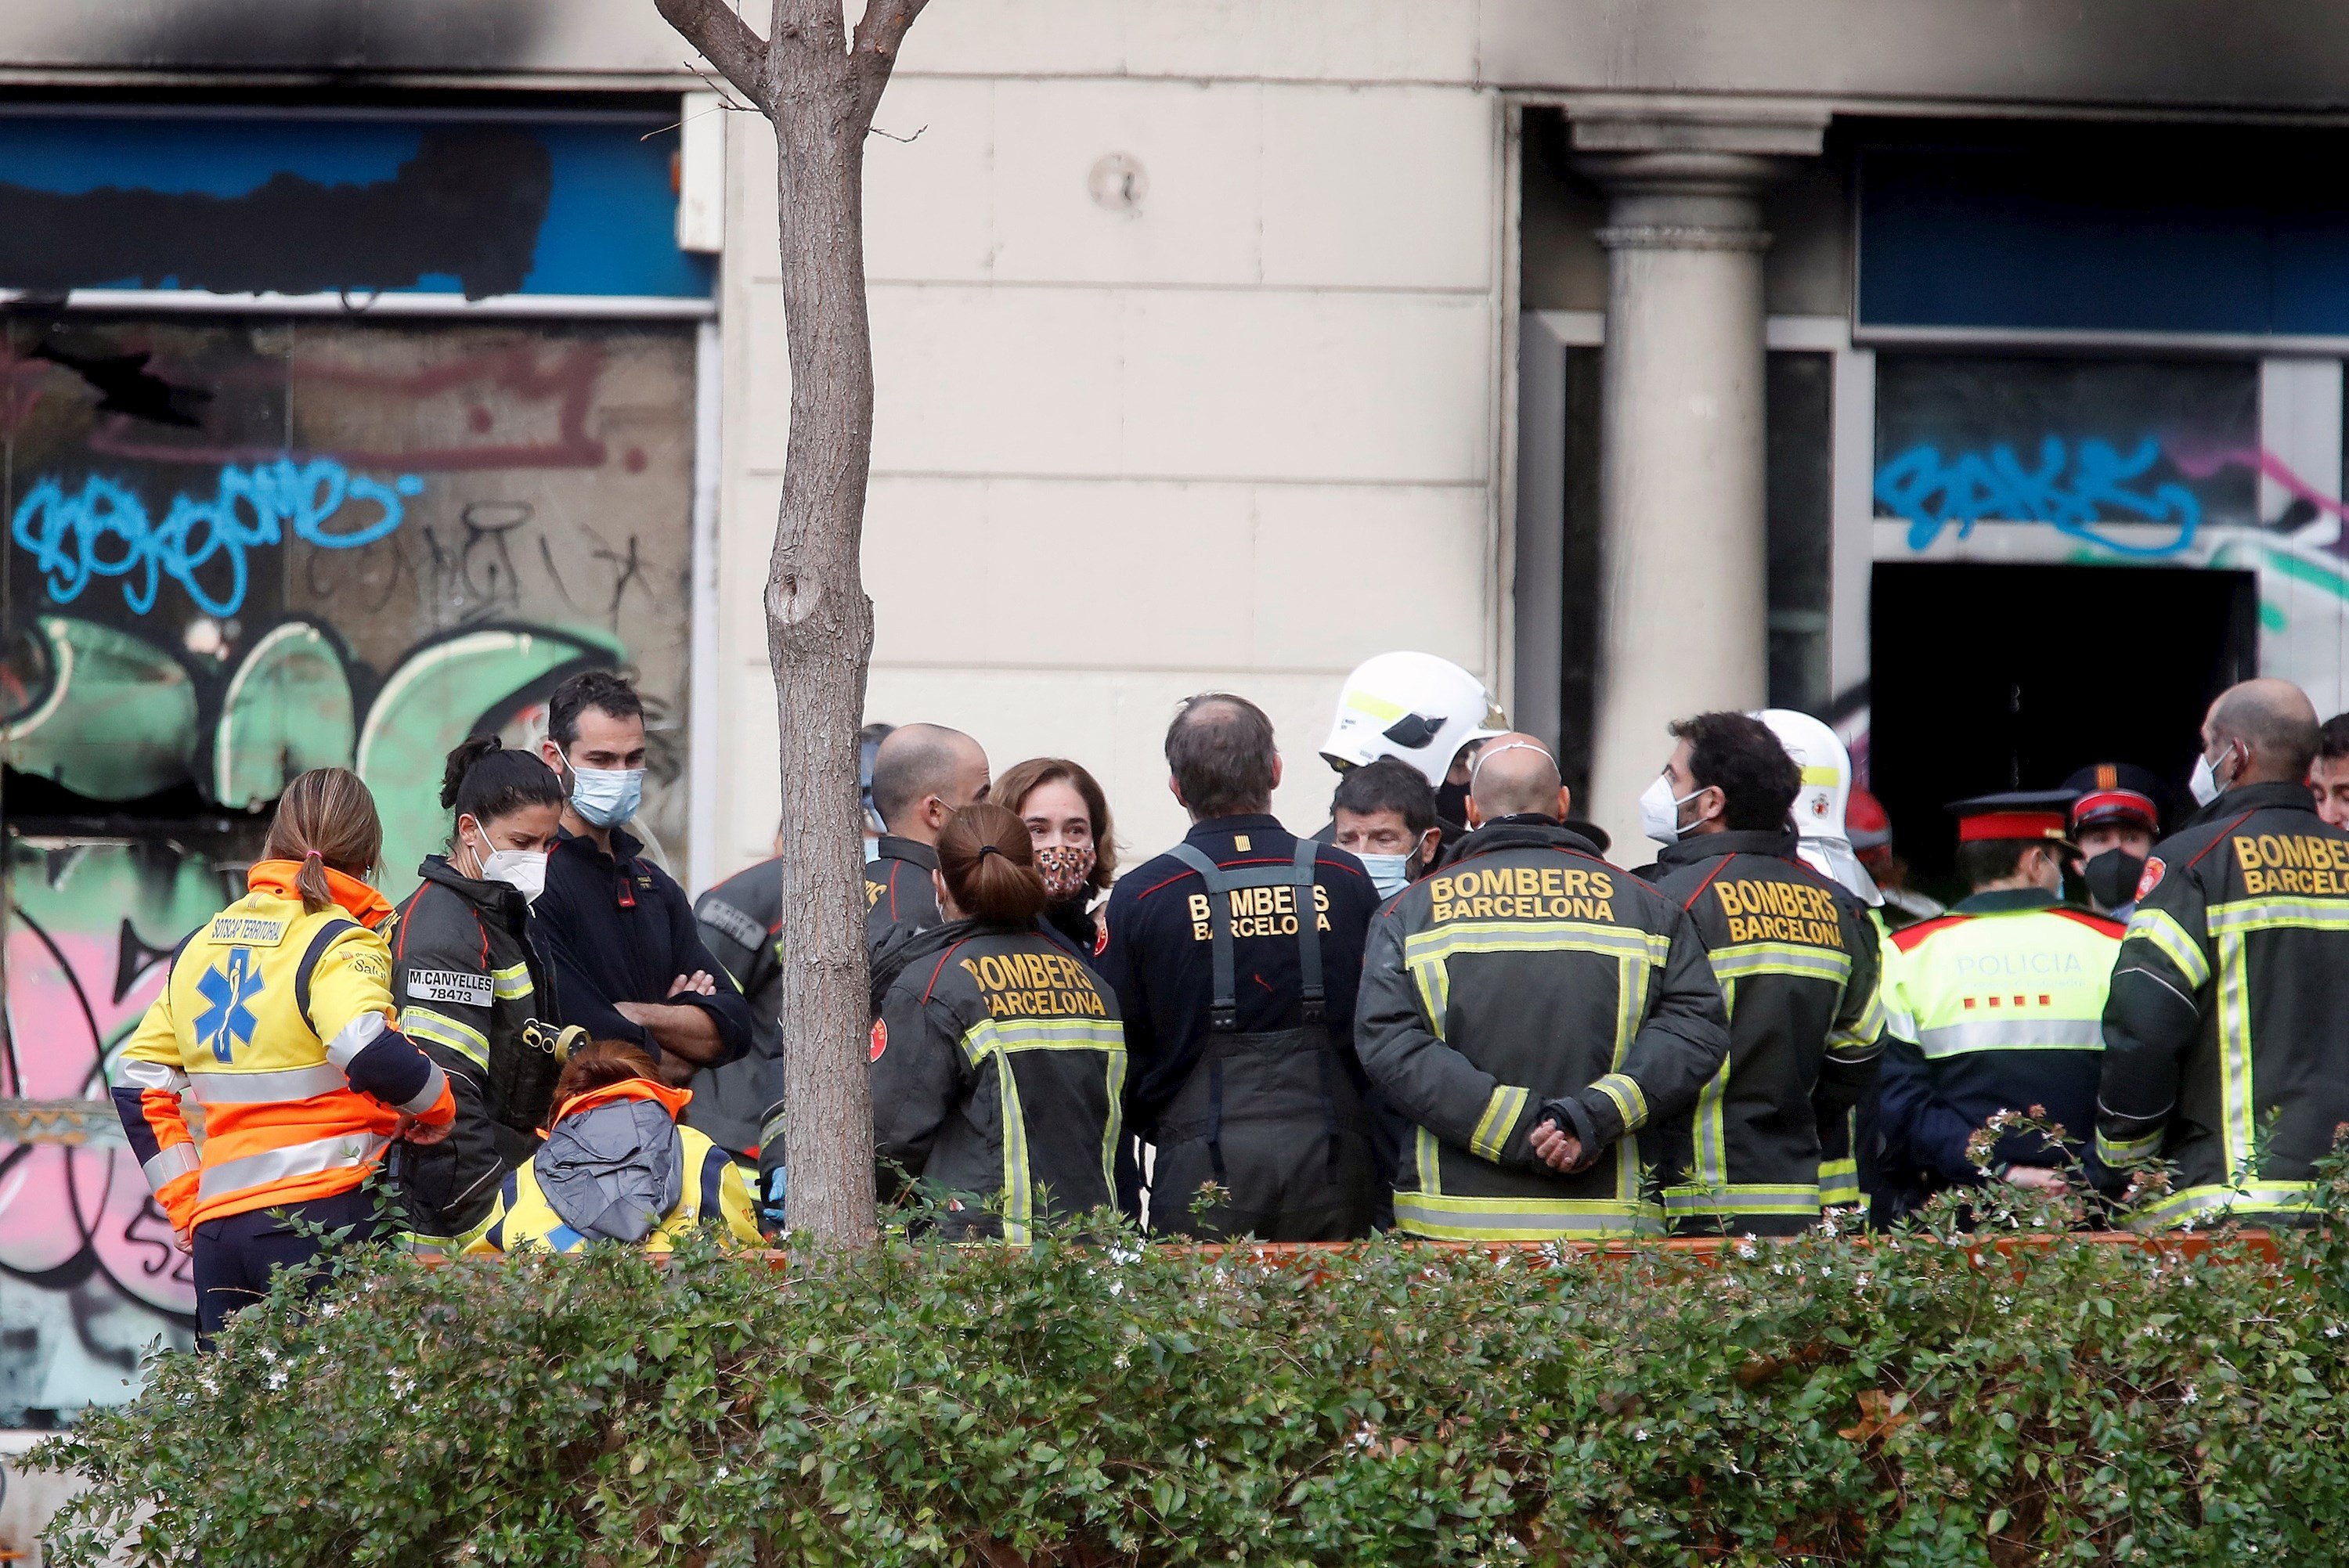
864, 724, 990, 949
1355, 733, 1730, 1241
2097, 677, 2349, 1230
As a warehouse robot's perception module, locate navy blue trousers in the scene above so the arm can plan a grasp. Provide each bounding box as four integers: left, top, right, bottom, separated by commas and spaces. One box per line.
191, 1184, 381, 1349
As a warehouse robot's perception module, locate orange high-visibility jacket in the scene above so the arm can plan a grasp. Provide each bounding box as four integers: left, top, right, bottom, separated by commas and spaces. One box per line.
113, 863, 455, 1231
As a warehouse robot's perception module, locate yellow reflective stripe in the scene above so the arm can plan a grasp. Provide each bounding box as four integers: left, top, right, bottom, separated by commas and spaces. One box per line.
2095, 1127, 2163, 1168
2138, 1181, 2317, 1231
1391, 1191, 1665, 1240
1405, 920, 1671, 969
1817, 1156, 1860, 1207
1101, 1050, 1127, 1195
401, 1007, 489, 1069
1826, 988, 1887, 1055
1409, 951, 1450, 1041
1469, 1085, 1528, 1162
1663, 1184, 1821, 1217
2207, 896, 2349, 935
2215, 931, 2254, 1182
490, 963, 532, 1001
399, 1203, 500, 1256
1416, 1125, 1444, 1199
2125, 908, 2210, 989
1611, 955, 1646, 1203
1706, 942, 1853, 986
1589, 1072, 1648, 1134
1344, 688, 1408, 723
1687, 1052, 1730, 1191
966, 1016, 1125, 1055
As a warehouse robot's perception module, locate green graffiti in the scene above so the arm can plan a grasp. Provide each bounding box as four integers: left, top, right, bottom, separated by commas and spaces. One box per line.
214, 622, 358, 810
355, 625, 621, 899
6, 617, 198, 800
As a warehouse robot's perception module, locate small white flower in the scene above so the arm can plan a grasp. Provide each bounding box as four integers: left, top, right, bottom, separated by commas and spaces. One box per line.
714, 1465, 730, 1480
1633, 1429, 1649, 1442
2181, 1385, 2199, 1405
2328, 1325, 2344, 1339
1734, 1240, 1758, 1260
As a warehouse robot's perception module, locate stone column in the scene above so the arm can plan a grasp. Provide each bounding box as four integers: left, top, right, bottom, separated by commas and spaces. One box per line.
1572, 109, 1824, 854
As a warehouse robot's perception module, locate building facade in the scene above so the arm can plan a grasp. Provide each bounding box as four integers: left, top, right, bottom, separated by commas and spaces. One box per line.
5, 0, 2349, 1422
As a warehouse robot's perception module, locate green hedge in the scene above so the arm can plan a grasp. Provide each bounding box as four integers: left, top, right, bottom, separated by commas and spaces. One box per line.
34, 1177, 2349, 1567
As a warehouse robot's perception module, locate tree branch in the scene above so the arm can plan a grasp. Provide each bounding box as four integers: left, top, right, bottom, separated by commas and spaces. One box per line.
849, 0, 931, 123
655, 0, 772, 108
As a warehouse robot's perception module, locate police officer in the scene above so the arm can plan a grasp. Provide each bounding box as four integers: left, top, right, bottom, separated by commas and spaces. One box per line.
2059, 762, 2165, 916
1874, 791, 2123, 1223
1100, 693, 1380, 1240
111, 769, 454, 1345
1640, 713, 1883, 1235
2097, 679, 2349, 1228
865, 723, 991, 948
386, 737, 579, 1253
872, 803, 1128, 1241
1358, 735, 1729, 1241
693, 838, 785, 1166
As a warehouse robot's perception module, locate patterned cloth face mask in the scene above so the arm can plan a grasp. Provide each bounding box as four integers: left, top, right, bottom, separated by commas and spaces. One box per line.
1034, 844, 1096, 902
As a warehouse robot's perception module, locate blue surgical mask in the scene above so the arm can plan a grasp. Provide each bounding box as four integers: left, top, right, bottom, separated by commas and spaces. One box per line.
1354, 851, 1413, 900
567, 762, 644, 828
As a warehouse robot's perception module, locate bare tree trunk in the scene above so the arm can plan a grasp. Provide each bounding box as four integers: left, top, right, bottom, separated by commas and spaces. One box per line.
655, 0, 929, 1245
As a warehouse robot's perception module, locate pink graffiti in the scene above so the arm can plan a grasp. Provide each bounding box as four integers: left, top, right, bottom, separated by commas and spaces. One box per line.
2168, 443, 2349, 540
0, 921, 193, 1314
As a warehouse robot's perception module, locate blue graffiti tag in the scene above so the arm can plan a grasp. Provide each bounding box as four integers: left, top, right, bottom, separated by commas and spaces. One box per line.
1874, 436, 2199, 559
10, 457, 424, 618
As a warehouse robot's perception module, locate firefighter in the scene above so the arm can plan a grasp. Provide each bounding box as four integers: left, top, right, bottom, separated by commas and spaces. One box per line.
1319, 651, 1509, 849
1357, 734, 1730, 1241
1101, 694, 1381, 1241
1873, 791, 2123, 1224
1642, 712, 1884, 1235
469, 1040, 763, 1253
110, 769, 455, 1346
384, 736, 580, 1254
870, 802, 1128, 1241
2097, 678, 2349, 1229
692, 837, 785, 1166
865, 723, 991, 948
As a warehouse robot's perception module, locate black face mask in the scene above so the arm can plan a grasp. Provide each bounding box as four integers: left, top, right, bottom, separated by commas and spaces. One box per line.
1435, 778, 1470, 827
2083, 848, 2147, 910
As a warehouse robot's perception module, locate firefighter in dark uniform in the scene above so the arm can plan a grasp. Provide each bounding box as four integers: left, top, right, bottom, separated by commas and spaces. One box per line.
385, 738, 583, 1253
1640, 713, 1883, 1235
864, 723, 990, 949
2098, 679, 2349, 1229
692, 846, 785, 1165
871, 803, 1127, 1241
1874, 791, 2123, 1224
1099, 694, 1380, 1240
1358, 734, 1729, 1240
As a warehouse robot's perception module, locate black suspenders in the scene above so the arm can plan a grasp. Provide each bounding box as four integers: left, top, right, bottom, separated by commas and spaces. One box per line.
1167, 838, 1326, 1030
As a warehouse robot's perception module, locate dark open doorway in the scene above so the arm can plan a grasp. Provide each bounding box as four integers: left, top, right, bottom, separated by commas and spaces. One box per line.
1870, 561, 2259, 898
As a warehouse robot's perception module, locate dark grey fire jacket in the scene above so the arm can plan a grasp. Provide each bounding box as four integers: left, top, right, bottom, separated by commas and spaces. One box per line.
1355, 819, 1730, 1239
2096, 780, 2349, 1228
1648, 829, 1884, 1235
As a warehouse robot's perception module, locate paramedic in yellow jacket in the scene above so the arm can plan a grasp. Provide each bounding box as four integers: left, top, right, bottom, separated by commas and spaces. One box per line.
110, 769, 456, 1345
470, 1041, 763, 1253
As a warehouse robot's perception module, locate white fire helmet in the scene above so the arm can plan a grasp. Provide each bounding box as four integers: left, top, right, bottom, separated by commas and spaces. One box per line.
1752, 708, 1883, 907
1322, 652, 1510, 790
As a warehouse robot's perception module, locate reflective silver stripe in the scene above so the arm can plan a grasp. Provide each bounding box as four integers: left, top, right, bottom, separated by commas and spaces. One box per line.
1914, 1018, 2105, 1058
115, 1057, 191, 1093
197, 1131, 388, 1201
142, 1142, 200, 1191
490, 963, 532, 1001
323, 1010, 387, 1068
399, 1007, 490, 1069
186, 1063, 348, 1103
396, 1062, 449, 1116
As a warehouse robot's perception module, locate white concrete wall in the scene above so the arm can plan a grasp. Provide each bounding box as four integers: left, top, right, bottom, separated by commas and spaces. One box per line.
709, 2, 1507, 878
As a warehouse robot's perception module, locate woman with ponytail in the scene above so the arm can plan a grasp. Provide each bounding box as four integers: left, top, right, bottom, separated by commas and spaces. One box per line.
111, 768, 455, 1346
868, 802, 1128, 1240
383, 735, 573, 1253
